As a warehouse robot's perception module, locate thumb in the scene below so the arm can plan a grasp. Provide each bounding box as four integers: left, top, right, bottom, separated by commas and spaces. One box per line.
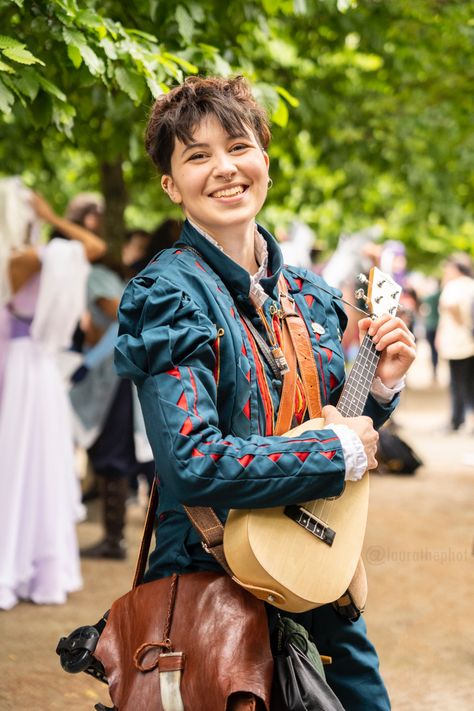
322, 404, 340, 420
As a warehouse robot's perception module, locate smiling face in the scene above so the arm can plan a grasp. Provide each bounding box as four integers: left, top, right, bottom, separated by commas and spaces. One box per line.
161, 115, 270, 243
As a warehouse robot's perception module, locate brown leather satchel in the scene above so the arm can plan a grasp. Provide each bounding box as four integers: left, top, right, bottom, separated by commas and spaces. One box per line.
93, 486, 273, 711
94, 571, 272, 710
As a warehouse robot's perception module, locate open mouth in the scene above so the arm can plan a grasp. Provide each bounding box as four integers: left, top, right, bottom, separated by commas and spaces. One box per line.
210, 184, 248, 199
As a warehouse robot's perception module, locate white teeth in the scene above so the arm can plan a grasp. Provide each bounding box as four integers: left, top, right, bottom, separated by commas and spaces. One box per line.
211, 185, 244, 198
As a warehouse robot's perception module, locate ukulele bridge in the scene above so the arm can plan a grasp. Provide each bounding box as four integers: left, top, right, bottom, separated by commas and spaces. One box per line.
284, 505, 336, 547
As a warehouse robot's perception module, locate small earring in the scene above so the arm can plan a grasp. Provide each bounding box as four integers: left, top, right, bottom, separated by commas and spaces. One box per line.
267, 177, 273, 190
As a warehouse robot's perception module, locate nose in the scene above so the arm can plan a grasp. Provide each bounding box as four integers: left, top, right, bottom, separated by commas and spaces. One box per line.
212, 150, 238, 180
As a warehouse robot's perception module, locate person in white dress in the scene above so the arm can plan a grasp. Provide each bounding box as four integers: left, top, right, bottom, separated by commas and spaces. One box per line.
0, 178, 106, 610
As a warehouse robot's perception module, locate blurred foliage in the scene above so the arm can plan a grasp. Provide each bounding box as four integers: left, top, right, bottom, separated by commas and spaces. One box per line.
0, 0, 473, 269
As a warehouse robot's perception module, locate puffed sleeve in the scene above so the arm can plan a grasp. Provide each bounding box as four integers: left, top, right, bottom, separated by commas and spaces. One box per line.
115, 275, 347, 509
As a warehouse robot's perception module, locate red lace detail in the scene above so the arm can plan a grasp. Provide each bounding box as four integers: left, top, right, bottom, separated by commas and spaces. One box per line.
176, 391, 188, 410
293, 451, 310, 463
237, 454, 255, 468
180, 416, 193, 435
243, 400, 251, 419
321, 450, 336, 460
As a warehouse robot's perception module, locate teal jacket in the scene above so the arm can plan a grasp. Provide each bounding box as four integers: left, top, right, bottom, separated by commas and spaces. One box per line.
115, 221, 397, 580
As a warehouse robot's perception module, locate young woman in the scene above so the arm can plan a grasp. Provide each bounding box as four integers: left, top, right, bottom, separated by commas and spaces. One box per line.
0, 184, 106, 609
115, 76, 416, 710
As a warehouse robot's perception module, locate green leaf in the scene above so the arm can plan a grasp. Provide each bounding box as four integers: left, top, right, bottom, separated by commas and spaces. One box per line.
0, 60, 15, 74
188, 3, 205, 23
176, 5, 194, 44
146, 74, 164, 99
16, 70, 40, 101
100, 38, 118, 60
37, 75, 67, 102
162, 52, 198, 74
2, 46, 45, 66
0, 78, 15, 113
67, 44, 83, 69
114, 67, 146, 102
62, 27, 88, 48
52, 100, 76, 137
127, 29, 158, 43
77, 10, 104, 29
80, 45, 105, 76
0, 35, 24, 50
276, 85, 299, 108
272, 98, 289, 127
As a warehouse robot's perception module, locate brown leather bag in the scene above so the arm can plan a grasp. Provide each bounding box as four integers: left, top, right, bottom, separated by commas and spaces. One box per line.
94, 571, 272, 711
92, 486, 272, 711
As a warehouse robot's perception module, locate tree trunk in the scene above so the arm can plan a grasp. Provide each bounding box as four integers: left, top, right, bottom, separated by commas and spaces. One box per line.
100, 158, 127, 260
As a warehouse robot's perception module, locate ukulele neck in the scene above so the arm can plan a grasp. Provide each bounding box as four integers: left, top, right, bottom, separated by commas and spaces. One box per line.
337, 334, 380, 418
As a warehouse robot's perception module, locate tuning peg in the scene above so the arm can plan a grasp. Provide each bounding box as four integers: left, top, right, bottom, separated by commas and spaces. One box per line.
357, 274, 368, 284
355, 288, 368, 302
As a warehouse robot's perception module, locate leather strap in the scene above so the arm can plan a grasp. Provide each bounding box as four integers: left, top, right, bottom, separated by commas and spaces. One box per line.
182, 505, 233, 576
278, 274, 323, 419
133, 480, 159, 587
274, 318, 297, 436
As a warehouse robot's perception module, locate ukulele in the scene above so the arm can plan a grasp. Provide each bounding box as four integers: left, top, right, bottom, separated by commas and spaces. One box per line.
223, 267, 402, 612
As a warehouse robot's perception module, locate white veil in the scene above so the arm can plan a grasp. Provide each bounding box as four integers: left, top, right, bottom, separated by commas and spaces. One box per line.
0, 176, 40, 307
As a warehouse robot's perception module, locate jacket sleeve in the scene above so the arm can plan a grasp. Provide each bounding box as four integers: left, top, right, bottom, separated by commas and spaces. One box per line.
115, 275, 346, 509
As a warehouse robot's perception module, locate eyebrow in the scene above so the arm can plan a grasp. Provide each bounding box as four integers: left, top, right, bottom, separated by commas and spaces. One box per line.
181, 142, 209, 157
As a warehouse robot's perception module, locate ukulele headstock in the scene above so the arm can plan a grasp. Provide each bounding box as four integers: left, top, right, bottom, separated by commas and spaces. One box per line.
355, 267, 402, 319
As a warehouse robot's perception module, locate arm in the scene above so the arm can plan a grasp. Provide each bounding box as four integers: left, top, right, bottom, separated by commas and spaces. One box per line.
8, 247, 41, 295
31, 193, 107, 262
95, 296, 120, 321
115, 277, 347, 510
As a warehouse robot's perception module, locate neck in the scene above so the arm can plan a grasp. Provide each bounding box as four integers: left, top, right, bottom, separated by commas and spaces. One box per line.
191, 218, 259, 275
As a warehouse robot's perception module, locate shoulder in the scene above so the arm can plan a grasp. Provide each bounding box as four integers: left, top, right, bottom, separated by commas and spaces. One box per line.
282, 265, 348, 333
283, 265, 344, 307
118, 248, 215, 338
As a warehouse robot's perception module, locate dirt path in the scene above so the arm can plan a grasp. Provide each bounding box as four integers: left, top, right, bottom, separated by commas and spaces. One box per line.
1, 343, 473, 710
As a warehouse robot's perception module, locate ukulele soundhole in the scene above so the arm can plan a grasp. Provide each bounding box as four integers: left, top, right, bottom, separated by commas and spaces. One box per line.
284, 505, 336, 546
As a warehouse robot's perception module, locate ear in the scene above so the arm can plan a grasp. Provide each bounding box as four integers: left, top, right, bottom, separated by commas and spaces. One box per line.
262, 150, 270, 170
161, 175, 182, 205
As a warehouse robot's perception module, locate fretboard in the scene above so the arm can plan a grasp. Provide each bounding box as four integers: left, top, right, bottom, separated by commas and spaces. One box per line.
337, 334, 380, 418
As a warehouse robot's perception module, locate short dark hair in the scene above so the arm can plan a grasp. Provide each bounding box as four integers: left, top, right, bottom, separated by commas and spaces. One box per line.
445, 252, 473, 277
145, 76, 271, 175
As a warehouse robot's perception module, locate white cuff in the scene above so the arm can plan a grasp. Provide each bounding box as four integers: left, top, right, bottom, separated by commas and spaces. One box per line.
370, 375, 405, 404
323, 424, 367, 482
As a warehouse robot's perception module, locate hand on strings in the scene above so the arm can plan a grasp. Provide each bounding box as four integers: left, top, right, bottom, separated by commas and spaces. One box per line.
358, 315, 416, 389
